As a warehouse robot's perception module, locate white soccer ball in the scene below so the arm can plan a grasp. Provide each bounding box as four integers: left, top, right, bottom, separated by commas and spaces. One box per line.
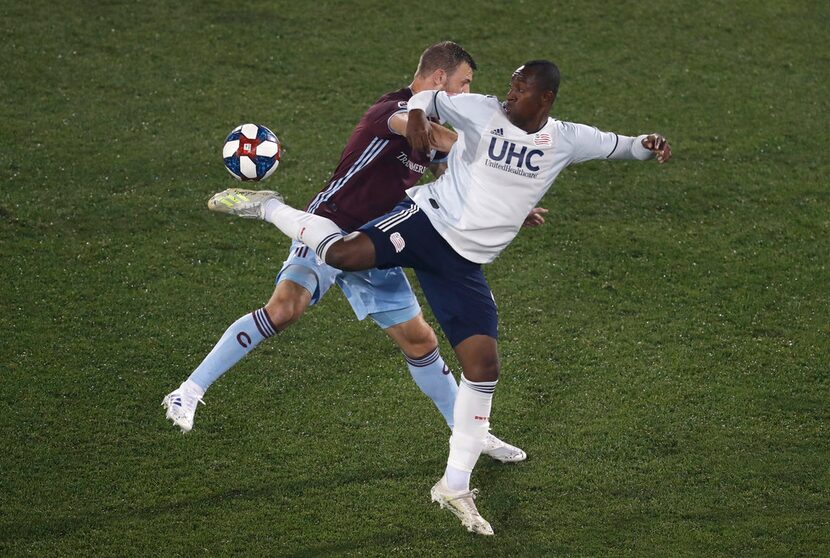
222, 123, 281, 181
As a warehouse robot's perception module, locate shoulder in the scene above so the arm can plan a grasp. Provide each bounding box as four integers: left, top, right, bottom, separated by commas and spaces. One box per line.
437, 93, 502, 123
440, 92, 500, 107
552, 119, 595, 142
364, 88, 411, 122
373, 87, 412, 109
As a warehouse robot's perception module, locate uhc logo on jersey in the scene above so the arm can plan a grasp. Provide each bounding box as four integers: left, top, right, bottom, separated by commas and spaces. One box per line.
487, 137, 544, 172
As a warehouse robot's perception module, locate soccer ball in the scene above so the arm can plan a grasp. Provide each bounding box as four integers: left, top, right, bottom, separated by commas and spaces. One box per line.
222, 123, 281, 181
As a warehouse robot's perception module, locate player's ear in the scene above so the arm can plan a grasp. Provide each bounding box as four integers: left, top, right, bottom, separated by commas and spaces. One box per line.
432, 68, 447, 88
543, 90, 556, 106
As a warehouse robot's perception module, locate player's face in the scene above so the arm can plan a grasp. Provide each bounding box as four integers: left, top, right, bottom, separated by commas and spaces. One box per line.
503, 68, 550, 132
443, 62, 474, 94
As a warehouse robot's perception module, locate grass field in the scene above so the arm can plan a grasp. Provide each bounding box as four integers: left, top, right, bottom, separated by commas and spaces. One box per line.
2, 0, 828, 556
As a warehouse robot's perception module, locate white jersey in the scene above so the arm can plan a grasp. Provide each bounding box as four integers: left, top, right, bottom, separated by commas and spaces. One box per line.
405, 91, 654, 264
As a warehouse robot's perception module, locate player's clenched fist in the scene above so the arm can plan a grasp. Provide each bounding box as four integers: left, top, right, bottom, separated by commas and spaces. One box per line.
642, 133, 672, 163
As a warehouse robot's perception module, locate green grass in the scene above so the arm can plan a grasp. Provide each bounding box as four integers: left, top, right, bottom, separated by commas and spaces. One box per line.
2, 0, 828, 555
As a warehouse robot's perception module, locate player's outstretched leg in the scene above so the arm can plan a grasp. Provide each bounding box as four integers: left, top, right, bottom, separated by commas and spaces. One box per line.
208, 188, 284, 219
209, 188, 346, 262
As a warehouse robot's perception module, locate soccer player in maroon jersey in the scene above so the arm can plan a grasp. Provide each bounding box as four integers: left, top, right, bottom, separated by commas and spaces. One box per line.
163, 42, 529, 463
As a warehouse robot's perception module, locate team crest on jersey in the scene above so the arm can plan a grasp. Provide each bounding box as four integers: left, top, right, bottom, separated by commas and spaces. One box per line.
390, 232, 406, 253
534, 133, 552, 147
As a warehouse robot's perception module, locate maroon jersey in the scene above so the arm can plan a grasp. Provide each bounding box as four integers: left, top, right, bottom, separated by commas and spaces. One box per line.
305, 87, 444, 232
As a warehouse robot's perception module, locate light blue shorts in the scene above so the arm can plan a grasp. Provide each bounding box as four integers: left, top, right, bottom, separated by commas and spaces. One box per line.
275, 240, 421, 329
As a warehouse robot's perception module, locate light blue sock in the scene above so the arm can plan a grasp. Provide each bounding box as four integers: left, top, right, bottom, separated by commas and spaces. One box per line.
405, 347, 458, 428
188, 307, 277, 391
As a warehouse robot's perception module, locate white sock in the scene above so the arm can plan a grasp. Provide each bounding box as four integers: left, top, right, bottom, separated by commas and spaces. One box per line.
445, 464, 470, 492
263, 199, 343, 261
444, 374, 497, 491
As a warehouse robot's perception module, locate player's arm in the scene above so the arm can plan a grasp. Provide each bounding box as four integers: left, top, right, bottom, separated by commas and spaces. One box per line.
406, 90, 497, 153
606, 132, 671, 163
389, 112, 457, 152
405, 108, 433, 153
567, 123, 673, 164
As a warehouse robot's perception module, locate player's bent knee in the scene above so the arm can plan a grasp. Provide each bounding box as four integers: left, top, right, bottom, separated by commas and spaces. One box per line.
384, 313, 438, 357
409, 320, 438, 351
454, 335, 500, 382
325, 234, 375, 271
264, 297, 307, 331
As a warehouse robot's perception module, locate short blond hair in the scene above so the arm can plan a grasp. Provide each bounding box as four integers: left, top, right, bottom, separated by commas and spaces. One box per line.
415, 41, 477, 78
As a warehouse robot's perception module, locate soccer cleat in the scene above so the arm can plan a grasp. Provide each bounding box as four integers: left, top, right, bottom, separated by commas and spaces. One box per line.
161, 381, 205, 433
482, 432, 527, 463
207, 188, 283, 220
430, 477, 494, 536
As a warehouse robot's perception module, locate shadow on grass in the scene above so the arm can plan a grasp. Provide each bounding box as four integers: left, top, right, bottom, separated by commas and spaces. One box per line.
2, 458, 524, 553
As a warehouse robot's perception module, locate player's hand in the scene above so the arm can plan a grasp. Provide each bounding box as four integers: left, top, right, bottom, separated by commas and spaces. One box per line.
406, 109, 433, 153
522, 207, 548, 228
642, 134, 672, 163
428, 122, 458, 153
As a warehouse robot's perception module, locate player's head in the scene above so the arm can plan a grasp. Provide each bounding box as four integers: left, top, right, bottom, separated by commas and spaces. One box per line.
413, 41, 476, 94
503, 60, 560, 132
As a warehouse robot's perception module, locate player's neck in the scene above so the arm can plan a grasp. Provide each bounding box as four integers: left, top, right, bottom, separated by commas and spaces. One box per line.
525, 115, 549, 134
409, 77, 439, 95
511, 112, 550, 134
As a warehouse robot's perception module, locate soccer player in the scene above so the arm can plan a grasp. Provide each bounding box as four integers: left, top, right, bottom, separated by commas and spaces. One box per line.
163, 41, 529, 464
209, 59, 672, 535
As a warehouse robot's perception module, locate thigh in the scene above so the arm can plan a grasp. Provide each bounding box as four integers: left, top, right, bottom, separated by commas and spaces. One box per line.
335, 266, 420, 321
275, 240, 339, 306
358, 199, 447, 272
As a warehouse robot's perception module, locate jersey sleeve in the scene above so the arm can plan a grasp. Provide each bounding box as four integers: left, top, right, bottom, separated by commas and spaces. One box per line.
561, 122, 653, 163
366, 99, 410, 138
408, 91, 498, 135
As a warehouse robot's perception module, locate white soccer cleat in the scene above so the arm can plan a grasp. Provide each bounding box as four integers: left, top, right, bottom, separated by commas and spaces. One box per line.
161, 381, 205, 433
207, 188, 283, 220
482, 432, 527, 463
430, 477, 494, 536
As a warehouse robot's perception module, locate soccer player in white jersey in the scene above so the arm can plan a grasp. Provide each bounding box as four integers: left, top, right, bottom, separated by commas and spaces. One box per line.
210, 60, 672, 535
163, 42, 528, 464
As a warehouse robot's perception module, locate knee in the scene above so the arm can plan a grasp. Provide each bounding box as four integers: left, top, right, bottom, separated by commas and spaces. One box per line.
324, 243, 355, 271
455, 337, 500, 382
407, 318, 438, 351
405, 327, 439, 359
325, 234, 374, 271
264, 297, 307, 331
468, 356, 500, 382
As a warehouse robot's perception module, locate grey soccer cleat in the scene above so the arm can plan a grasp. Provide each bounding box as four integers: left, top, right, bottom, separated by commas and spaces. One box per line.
430, 477, 494, 536
482, 432, 527, 463
207, 188, 283, 220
